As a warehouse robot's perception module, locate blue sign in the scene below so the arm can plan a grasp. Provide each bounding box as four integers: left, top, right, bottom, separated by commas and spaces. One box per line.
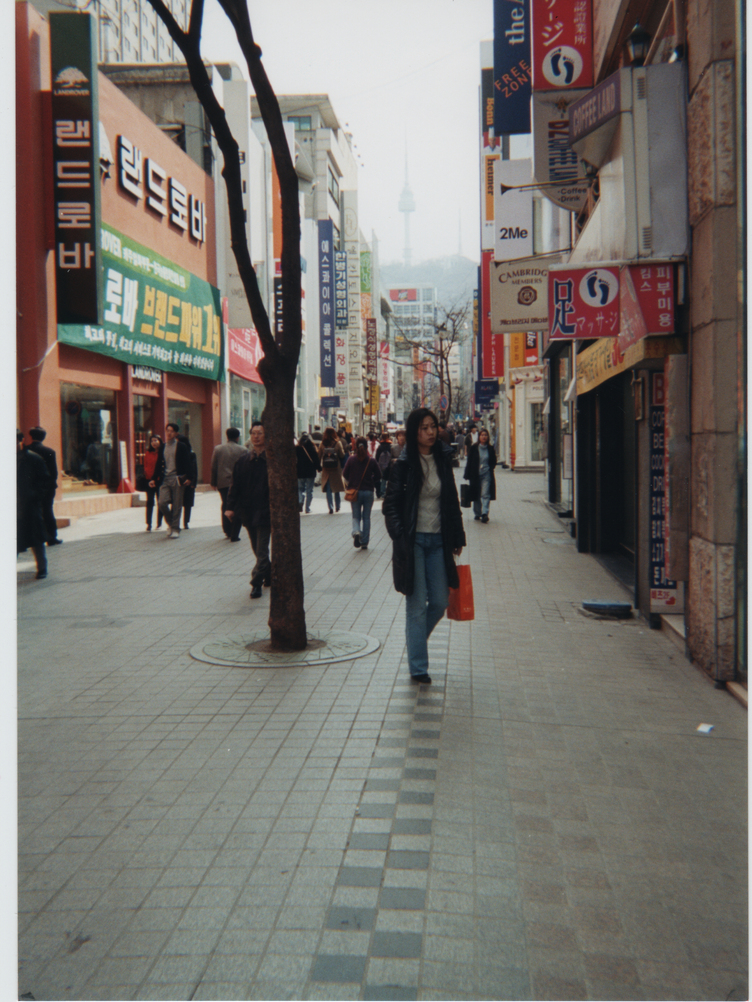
321, 396, 340, 408
318, 219, 335, 387
475, 379, 498, 409
493, 0, 531, 135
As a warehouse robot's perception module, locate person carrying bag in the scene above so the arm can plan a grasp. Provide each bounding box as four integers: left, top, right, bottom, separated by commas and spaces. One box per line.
343, 437, 380, 550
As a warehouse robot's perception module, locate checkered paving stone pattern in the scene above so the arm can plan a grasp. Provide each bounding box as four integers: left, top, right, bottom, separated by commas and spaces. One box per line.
17, 475, 748, 1001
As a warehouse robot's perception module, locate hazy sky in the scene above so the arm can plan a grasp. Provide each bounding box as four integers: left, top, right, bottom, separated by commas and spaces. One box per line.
201, 0, 494, 266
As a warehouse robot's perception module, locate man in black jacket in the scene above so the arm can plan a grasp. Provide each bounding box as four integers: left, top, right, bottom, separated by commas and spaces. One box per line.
17, 431, 51, 578
225, 422, 271, 598
149, 422, 193, 539
27, 427, 61, 545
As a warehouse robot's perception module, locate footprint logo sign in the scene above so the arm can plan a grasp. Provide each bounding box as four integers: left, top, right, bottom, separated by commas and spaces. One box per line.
579, 269, 618, 308
542, 46, 584, 88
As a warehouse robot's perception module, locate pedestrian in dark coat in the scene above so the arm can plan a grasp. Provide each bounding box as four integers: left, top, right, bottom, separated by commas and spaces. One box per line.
17, 431, 51, 579
296, 433, 320, 513
177, 434, 199, 528
383, 408, 465, 684
464, 427, 497, 522
225, 422, 271, 598
150, 423, 193, 538
27, 427, 61, 545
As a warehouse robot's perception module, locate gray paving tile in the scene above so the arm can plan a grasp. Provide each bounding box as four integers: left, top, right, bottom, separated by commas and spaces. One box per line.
311, 953, 368, 983
326, 906, 377, 931
387, 850, 430, 870
348, 833, 390, 850
402, 768, 437, 781
379, 887, 426, 911
371, 931, 423, 958
337, 867, 383, 888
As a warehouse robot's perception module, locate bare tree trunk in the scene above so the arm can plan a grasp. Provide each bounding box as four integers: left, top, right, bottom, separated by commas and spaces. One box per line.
147, 0, 306, 649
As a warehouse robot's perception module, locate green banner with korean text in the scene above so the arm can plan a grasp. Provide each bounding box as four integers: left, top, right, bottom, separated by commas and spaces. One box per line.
58, 224, 224, 381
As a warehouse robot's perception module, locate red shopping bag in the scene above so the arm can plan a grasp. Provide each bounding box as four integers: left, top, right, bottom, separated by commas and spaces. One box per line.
447, 564, 475, 621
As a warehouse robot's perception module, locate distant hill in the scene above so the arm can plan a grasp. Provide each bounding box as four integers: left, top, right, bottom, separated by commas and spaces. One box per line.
380, 256, 478, 309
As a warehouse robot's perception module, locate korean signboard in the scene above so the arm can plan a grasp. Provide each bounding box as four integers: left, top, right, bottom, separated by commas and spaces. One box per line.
531, 0, 593, 91
649, 372, 683, 613
273, 277, 284, 345
50, 12, 101, 325
481, 250, 504, 379
223, 299, 262, 385
493, 0, 532, 135
548, 265, 620, 340
494, 159, 534, 262
58, 224, 223, 380
343, 190, 361, 402
618, 264, 675, 352
490, 253, 563, 332
365, 318, 378, 380
318, 219, 335, 387
532, 90, 590, 212
334, 250, 348, 328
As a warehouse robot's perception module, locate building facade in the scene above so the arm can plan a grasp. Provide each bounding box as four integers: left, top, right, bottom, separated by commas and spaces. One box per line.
17, 4, 222, 491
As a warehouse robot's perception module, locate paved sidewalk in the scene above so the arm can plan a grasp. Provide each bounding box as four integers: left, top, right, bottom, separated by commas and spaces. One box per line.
17, 472, 748, 1001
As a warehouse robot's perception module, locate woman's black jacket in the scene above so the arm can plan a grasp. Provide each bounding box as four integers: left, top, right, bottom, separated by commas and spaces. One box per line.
464, 442, 497, 503
382, 444, 466, 596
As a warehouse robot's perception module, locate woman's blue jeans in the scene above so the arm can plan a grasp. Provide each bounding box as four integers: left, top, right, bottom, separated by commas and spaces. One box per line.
473, 473, 492, 517
350, 490, 374, 545
405, 532, 449, 677
325, 482, 341, 512
298, 477, 314, 511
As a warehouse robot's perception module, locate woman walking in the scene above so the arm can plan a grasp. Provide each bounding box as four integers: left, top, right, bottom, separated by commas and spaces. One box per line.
296, 432, 320, 513
143, 434, 162, 531
343, 437, 381, 550
318, 426, 345, 514
464, 427, 497, 523
383, 408, 465, 684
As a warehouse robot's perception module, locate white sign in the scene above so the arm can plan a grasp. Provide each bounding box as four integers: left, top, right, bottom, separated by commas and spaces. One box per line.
494, 159, 534, 262
532, 90, 590, 212
490, 253, 564, 332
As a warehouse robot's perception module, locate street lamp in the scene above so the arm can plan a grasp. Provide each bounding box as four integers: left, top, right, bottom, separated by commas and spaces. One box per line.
625, 22, 651, 67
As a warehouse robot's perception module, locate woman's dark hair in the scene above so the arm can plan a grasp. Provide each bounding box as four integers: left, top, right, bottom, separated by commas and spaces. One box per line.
321, 426, 337, 445
147, 434, 162, 452
355, 436, 368, 462
405, 408, 440, 491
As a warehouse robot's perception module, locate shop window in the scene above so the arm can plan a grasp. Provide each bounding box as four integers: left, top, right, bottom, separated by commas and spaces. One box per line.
60, 383, 117, 489
530, 402, 545, 463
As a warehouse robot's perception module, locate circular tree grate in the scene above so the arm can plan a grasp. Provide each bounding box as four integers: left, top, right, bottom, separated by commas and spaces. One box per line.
190, 628, 380, 669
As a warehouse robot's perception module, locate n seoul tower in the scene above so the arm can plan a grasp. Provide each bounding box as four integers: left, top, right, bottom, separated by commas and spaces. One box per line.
398, 151, 416, 268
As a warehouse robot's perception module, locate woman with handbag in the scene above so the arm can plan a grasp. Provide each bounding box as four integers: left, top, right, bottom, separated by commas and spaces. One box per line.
318, 426, 345, 514
342, 437, 381, 550
464, 427, 497, 523
383, 408, 466, 684
142, 434, 162, 532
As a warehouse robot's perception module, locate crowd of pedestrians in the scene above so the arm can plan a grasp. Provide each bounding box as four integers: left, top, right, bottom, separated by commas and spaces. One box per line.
18, 413, 500, 680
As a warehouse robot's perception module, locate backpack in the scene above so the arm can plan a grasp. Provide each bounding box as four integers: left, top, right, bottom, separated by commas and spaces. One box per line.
322, 445, 338, 469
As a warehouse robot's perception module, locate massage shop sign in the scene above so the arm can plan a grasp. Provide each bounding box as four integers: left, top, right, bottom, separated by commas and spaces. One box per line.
58, 224, 224, 381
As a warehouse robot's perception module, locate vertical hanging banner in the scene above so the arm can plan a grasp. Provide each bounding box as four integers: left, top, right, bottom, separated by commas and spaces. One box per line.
493, 0, 532, 135
481, 249, 504, 378
531, 0, 593, 91
334, 250, 348, 328
318, 219, 335, 388
649, 372, 682, 613
50, 12, 101, 324
365, 318, 378, 380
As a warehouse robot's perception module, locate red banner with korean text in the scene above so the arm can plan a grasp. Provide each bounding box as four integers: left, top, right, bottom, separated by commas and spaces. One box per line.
224, 298, 262, 384
531, 0, 593, 91
548, 265, 620, 340
481, 249, 504, 378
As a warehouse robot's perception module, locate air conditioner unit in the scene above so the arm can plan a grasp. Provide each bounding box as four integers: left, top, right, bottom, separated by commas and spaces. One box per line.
568, 63, 689, 262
